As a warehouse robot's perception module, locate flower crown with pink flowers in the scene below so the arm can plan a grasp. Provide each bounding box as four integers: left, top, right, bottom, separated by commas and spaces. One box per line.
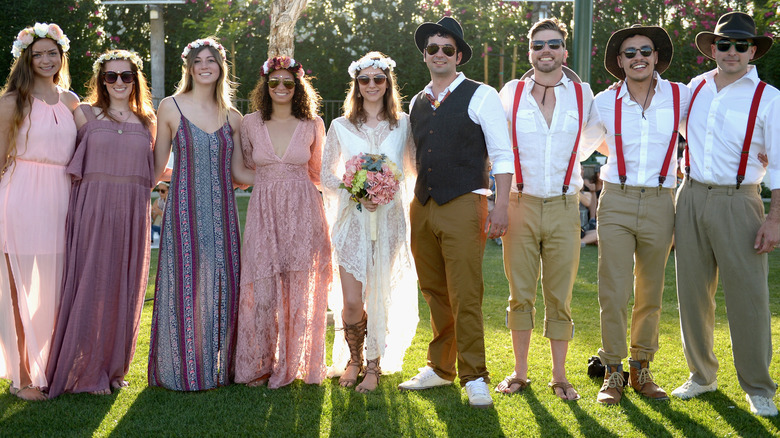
11, 23, 70, 59
181, 38, 227, 61
262, 56, 305, 78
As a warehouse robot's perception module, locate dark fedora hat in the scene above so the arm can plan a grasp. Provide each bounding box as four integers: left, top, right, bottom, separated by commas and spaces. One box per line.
604, 25, 673, 80
695, 11, 774, 61
414, 16, 472, 65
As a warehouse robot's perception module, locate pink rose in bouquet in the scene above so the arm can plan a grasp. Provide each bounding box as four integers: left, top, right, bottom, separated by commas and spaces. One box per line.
339, 153, 400, 211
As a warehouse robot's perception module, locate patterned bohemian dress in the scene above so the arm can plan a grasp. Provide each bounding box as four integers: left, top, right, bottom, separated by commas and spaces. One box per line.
147, 98, 241, 391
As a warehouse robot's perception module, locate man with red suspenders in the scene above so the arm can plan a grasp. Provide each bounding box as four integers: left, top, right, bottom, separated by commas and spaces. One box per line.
671, 12, 780, 417
495, 17, 594, 401
580, 25, 691, 405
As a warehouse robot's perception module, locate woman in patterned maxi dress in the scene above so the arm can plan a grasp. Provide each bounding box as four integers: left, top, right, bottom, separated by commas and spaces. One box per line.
147, 39, 247, 391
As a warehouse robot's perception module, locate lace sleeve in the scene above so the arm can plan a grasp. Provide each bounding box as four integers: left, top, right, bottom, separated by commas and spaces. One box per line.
308, 116, 326, 188
321, 119, 344, 193
240, 116, 256, 170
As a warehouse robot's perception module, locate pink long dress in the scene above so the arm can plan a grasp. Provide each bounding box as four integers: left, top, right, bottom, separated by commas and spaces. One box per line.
234, 112, 332, 388
0, 95, 77, 389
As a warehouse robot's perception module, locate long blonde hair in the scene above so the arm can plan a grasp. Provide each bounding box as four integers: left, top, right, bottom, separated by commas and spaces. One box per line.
85, 50, 155, 130
343, 51, 402, 128
175, 42, 237, 119
0, 38, 70, 177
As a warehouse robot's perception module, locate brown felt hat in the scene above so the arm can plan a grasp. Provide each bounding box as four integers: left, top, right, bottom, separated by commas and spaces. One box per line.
604, 25, 673, 80
695, 11, 774, 61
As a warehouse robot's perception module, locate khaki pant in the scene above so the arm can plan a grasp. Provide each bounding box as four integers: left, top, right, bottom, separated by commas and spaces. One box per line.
597, 182, 675, 365
502, 193, 579, 340
675, 179, 776, 398
410, 193, 489, 386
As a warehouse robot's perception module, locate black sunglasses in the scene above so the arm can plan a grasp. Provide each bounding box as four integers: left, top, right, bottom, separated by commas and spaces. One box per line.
425, 43, 456, 57
715, 39, 753, 53
531, 39, 564, 51
268, 78, 296, 90
103, 71, 135, 84
621, 46, 654, 59
356, 74, 387, 86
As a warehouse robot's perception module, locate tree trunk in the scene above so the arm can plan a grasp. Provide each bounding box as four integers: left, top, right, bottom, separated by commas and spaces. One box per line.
268, 0, 309, 58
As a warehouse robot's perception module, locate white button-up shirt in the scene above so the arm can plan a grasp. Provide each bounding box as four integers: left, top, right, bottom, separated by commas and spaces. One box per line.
498, 75, 594, 197
409, 72, 515, 186
581, 75, 691, 188
685, 66, 780, 189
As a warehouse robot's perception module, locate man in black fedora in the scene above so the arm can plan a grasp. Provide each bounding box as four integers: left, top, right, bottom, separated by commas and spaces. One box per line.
580, 24, 691, 405
671, 11, 780, 417
397, 16, 514, 409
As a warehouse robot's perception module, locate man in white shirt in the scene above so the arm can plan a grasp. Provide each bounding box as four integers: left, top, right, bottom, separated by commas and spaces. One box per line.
397, 16, 514, 409
581, 25, 691, 405
671, 11, 780, 417
495, 17, 593, 401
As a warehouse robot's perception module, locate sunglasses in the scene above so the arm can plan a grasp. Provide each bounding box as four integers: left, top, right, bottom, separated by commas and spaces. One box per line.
715, 39, 753, 53
356, 74, 387, 86
425, 43, 456, 57
530, 39, 564, 51
268, 78, 296, 90
103, 71, 136, 84
621, 46, 654, 59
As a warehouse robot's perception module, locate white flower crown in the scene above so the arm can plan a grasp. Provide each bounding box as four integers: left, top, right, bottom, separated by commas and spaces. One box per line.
348, 56, 396, 78
181, 38, 226, 61
11, 23, 70, 59
93, 50, 143, 74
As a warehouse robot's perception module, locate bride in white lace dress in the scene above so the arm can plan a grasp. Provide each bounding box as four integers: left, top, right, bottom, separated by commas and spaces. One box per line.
321, 52, 418, 392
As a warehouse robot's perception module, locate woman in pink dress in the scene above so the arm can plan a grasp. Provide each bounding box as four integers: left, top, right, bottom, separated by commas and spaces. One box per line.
233, 56, 332, 388
46, 50, 156, 398
0, 23, 78, 401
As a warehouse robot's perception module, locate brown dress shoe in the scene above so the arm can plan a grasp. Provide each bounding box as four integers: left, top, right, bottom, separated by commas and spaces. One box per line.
629, 359, 669, 400
597, 364, 624, 405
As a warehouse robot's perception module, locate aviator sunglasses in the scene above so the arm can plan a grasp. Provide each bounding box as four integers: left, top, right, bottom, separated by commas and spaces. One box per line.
356, 74, 387, 86
530, 39, 564, 51
425, 43, 456, 57
621, 46, 654, 58
268, 77, 296, 90
103, 71, 136, 84
715, 39, 753, 53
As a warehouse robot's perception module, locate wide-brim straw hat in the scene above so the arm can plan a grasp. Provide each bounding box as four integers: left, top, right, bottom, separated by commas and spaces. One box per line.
414, 16, 472, 65
696, 11, 774, 61
604, 24, 673, 80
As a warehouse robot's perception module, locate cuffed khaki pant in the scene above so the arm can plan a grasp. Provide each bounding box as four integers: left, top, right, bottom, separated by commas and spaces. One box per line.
675, 178, 776, 398
502, 193, 579, 341
410, 193, 489, 386
597, 182, 675, 365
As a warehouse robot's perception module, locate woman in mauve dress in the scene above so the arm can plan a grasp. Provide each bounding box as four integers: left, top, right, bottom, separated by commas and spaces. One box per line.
148, 38, 247, 391
46, 50, 156, 398
233, 56, 332, 389
0, 22, 78, 401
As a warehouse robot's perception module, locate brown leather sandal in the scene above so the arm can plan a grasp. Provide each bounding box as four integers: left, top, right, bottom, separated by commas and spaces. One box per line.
548, 381, 581, 401
356, 358, 381, 393
339, 311, 367, 388
495, 373, 531, 394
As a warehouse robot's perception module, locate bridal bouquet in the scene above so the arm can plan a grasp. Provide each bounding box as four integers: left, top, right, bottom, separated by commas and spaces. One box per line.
340, 153, 401, 212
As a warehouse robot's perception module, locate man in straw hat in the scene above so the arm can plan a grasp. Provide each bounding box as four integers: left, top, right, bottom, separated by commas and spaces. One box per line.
580, 24, 691, 405
493, 17, 594, 401
397, 16, 514, 409
671, 11, 779, 417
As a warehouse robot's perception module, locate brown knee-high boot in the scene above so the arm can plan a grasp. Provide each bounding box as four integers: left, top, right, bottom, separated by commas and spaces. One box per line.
339, 311, 367, 387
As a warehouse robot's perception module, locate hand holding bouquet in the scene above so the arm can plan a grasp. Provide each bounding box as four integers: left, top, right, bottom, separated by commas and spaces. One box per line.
340, 153, 401, 212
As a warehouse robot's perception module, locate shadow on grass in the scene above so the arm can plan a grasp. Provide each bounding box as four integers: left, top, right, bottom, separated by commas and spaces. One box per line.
563, 400, 621, 438
1, 387, 115, 436
641, 396, 719, 437
523, 388, 572, 437
109, 381, 325, 436
703, 390, 780, 436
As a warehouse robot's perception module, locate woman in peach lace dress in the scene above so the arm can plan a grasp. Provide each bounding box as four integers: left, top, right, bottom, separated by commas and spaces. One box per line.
233, 56, 331, 389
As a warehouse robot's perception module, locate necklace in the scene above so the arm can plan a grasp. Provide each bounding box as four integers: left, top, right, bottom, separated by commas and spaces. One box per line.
530, 79, 563, 105
625, 79, 654, 120
108, 108, 131, 122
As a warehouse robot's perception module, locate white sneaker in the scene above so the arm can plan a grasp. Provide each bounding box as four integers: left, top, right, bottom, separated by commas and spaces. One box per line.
746, 394, 778, 417
398, 366, 454, 390
671, 379, 717, 399
465, 378, 493, 408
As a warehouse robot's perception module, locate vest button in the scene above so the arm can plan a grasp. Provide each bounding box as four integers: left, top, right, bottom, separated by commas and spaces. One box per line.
428, 168, 432, 172
427, 187, 432, 191
432, 112, 437, 117
429, 130, 433, 134
428, 149, 432, 153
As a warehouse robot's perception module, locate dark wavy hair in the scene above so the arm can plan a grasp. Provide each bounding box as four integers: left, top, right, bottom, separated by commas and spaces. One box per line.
249, 66, 320, 121
343, 51, 402, 129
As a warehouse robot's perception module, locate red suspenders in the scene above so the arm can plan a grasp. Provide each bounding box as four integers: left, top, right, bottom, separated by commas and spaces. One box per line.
685, 79, 766, 188
511, 80, 584, 195
613, 82, 680, 188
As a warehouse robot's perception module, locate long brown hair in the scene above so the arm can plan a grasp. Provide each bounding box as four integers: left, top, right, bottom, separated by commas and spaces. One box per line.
175, 41, 237, 120
0, 38, 70, 177
84, 50, 155, 130
343, 51, 402, 129
249, 63, 320, 121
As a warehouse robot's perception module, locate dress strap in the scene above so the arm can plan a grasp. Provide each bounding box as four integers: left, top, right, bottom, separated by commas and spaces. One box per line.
80, 104, 97, 122
172, 97, 183, 115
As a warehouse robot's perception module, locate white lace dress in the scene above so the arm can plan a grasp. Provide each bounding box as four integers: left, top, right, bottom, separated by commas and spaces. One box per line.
322, 115, 418, 374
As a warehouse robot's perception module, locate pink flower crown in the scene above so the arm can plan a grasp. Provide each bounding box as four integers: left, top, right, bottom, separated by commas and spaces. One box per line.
12, 23, 69, 59
181, 38, 226, 61
262, 56, 305, 78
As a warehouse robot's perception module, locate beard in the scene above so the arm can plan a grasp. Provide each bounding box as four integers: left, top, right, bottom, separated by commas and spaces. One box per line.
532, 56, 563, 74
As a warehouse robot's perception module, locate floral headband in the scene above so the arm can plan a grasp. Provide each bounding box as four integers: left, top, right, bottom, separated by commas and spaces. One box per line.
93, 50, 143, 75
262, 56, 305, 78
181, 38, 226, 61
348, 55, 396, 79
11, 23, 70, 59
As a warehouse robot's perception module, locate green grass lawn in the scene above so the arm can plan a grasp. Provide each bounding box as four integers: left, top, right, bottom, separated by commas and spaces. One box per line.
2, 195, 780, 437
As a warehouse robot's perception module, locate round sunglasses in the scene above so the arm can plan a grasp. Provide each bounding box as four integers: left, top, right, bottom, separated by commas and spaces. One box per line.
103, 71, 136, 84
356, 74, 387, 86
268, 77, 296, 90
715, 39, 753, 53
621, 46, 654, 59
530, 39, 564, 51
425, 43, 456, 57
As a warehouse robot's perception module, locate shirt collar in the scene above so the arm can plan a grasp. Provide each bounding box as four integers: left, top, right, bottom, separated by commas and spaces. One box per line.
704, 64, 759, 86
527, 72, 571, 90
616, 71, 663, 101
424, 72, 466, 97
